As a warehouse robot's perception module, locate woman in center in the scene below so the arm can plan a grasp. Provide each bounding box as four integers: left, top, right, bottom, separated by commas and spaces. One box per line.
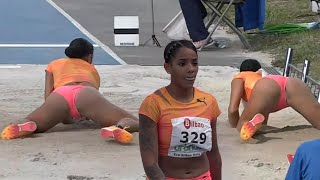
139, 40, 222, 180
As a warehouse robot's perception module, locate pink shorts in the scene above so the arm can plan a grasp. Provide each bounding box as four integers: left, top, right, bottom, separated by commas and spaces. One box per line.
264, 75, 289, 112
52, 85, 86, 120
166, 171, 211, 180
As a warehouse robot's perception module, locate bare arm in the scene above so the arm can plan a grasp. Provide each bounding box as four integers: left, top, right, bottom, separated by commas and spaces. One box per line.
44, 71, 54, 100
228, 79, 244, 128
139, 114, 166, 180
206, 120, 222, 180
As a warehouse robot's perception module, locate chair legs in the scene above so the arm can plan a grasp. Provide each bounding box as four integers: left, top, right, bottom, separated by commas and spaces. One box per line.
199, 0, 251, 51
204, 2, 223, 30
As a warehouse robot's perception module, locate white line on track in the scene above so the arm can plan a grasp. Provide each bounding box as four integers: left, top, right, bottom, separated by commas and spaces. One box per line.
46, 0, 127, 65
0, 44, 99, 48
0, 65, 21, 69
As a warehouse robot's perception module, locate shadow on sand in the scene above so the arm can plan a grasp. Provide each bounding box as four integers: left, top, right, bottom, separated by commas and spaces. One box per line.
249, 125, 313, 144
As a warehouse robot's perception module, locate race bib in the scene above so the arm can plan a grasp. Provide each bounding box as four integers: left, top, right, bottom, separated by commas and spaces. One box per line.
168, 116, 212, 158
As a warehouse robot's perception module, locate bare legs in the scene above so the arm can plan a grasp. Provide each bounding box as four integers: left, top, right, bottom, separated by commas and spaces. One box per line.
75, 87, 139, 133
26, 92, 70, 133
236, 78, 280, 131
3, 86, 138, 139
31, 86, 138, 133
237, 77, 320, 133
286, 78, 320, 130
1, 92, 71, 139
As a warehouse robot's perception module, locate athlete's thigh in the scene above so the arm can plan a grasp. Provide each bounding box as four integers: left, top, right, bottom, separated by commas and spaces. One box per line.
240, 79, 280, 120
286, 78, 320, 122
75, 87, 135, 126
26, 93, 70, 132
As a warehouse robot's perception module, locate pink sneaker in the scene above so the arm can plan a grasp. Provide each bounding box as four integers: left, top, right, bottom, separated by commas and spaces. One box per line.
240, 113, 265, 141
1, 121, 37, 140
100, 126, 133, 144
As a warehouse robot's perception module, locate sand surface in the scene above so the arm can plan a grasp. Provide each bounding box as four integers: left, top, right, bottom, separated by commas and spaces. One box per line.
1, 64, 320, 180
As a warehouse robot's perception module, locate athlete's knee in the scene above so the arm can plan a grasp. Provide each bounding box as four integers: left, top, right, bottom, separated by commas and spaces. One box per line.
313, 124, 320, 130
310, 116, 320, 130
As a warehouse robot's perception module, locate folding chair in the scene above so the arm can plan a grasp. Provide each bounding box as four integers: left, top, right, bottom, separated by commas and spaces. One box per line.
199, 0, 251, 51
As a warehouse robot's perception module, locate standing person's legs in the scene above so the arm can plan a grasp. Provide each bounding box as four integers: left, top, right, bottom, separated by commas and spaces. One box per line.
179, 0, 209, 42
199, 0, 208, 20
75, 87, 139, 133
286, 78, 320, 129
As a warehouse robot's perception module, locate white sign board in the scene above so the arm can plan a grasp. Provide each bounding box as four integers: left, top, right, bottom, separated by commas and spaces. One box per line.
114, 16, 139, 46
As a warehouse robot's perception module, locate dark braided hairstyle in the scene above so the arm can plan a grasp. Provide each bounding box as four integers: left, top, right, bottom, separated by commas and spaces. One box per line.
65, 38, 94, 59
164, 40, 197, 63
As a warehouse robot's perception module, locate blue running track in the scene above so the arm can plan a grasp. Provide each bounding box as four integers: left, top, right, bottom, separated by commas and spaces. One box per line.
0, 0, 122, 65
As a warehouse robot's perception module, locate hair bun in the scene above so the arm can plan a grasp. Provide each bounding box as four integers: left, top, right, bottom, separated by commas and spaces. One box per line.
64, 38, 94, 59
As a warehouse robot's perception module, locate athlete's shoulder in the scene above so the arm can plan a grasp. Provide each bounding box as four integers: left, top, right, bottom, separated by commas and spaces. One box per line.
48, 58, 68, 65
233, 71, 249, 79
46, 58, 68, 72
233, 71, 261, 80
233, 72, 243, 79
140, 88, 166, 114
143, 87, 164, 101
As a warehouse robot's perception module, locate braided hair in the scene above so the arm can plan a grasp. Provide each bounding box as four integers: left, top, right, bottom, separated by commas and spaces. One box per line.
164, 40, 197, 63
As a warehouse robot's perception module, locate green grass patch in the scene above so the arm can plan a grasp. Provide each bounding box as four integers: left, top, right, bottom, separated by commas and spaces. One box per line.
246, 0, 320, 79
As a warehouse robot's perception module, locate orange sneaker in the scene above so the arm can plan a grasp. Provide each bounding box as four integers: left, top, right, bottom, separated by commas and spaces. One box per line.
1, 121, 37, 140
240, 113, 265, 141
100, 126, 133, 144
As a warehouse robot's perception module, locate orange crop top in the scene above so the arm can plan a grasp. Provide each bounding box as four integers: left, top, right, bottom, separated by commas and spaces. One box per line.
232, 71, 262, 102
46, 58, 100, 89
139, 87, 221, 157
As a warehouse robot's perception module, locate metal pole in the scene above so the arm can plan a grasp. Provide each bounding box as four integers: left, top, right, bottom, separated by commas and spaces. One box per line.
142, 0, 161, 47
301, 59, 310, 83
283, 48, 293, 77
151, 0, 155, 35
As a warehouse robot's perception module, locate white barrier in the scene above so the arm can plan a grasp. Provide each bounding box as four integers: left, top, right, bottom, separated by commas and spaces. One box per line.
311, 0, 320, 13
283, 48, 293, 77
114, 16, 139, 46
302, 59, 311, 83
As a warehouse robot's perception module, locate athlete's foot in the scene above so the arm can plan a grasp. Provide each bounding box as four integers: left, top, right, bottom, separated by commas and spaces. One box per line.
240, 114, 265, 141
100, 125, 133, 144
1, 121, 37, 140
